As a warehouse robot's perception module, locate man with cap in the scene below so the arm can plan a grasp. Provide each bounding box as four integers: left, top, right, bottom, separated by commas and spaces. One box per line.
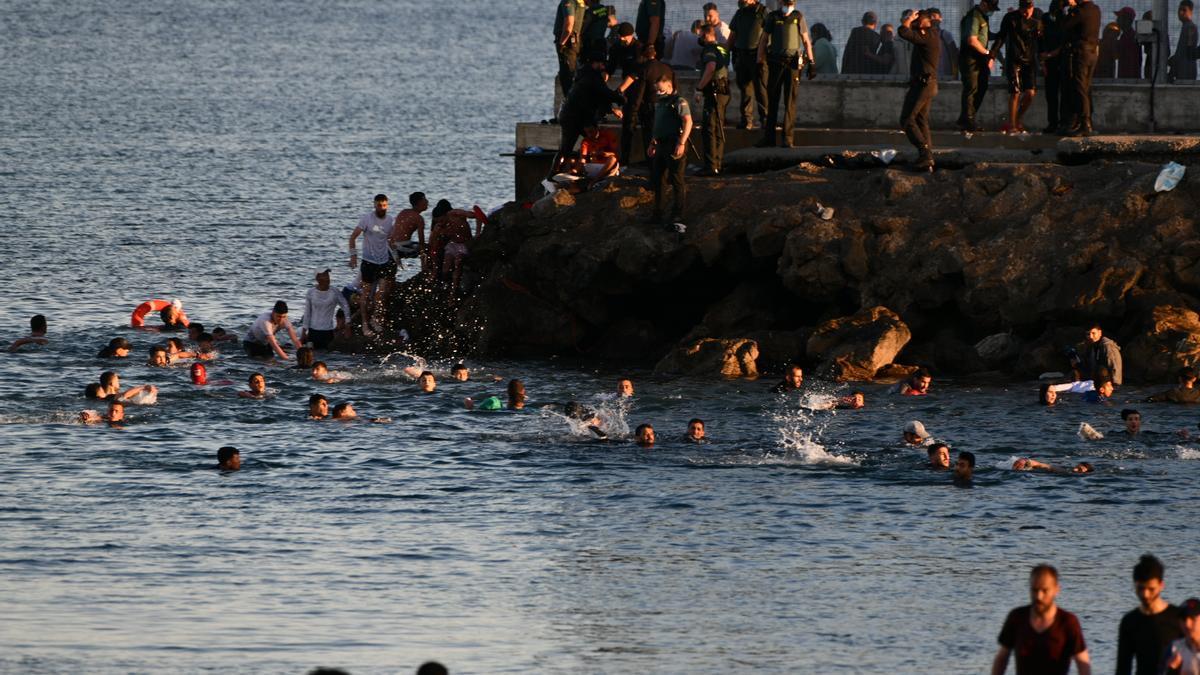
695, 23, 731, 176
579, 0, 614, 60
903, 420, 933, 446
1114, 7, 1141, 78
898, 8, 941, 172
1164, 598, 1200, 675
244, 301, 301, 360
958, 0, 999, 133
348, 193, 396, 337
636, 0, 666, 58
842, 11, 882, 74
303, 268, 352, 350
992, 0, 1042, 135
1060, 0, 1101, 136
728, 0, 768, 130
552, 52, 625, 177
754, 0, 815, 148
553, 0, 586, 99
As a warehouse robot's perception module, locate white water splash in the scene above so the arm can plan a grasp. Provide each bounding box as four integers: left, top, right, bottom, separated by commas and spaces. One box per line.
771, 404, 857, 466
1178, 447, 1200, 460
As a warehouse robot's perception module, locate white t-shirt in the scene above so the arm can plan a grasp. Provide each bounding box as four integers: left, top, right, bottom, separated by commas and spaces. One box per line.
1170, 638, 1200, 675
714, 21, 731, 46
247, 311, 289, 344
668, 31, 704, 68
303, 287, 352, 333
356, 212, 396, 265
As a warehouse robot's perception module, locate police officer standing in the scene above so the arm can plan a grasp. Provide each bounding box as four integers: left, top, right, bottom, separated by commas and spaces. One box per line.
580, 0, 614, 60
637, 45, 673, 164
728, 0, 768, 130
1039, 0, 1068, 134
754, 0, 815, 148
552, 52, 625, 177
1061, 0, 1100, 136
696, 25, 731, 176
553, 0, 586, 100
647, 70, 693, 226
636, 0, 666, 57
607, 23, 644, 166
898, 9, 941, 172
957, 0, 999, 133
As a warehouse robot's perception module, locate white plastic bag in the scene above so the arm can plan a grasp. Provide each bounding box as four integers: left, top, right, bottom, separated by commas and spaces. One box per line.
1154, 162, 1186, 192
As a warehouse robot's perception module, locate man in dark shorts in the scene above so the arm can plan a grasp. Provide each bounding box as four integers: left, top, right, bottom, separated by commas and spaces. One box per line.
348, 194, 397, 337
991, 564, 1092, 675
1116, 554, 1183, 675
993, 0, 1042, 134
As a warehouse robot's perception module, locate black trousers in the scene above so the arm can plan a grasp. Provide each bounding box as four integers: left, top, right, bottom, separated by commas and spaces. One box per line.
958, 54, 989, 126
637, 98, 657, 163
702, 87, 730, 171
1043, 55, 1065, 129
550, 115, 587, 177
1065, 45, 1098, 129
763, 57, 800, 145
900, 78, 938, 155
734, 49, 768, 126
556, 43, 578, 100
650, 149, 686, 219
619, 81, 644, 165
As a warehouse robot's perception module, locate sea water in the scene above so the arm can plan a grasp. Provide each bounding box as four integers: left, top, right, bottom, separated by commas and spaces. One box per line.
3, 1, 1199, 673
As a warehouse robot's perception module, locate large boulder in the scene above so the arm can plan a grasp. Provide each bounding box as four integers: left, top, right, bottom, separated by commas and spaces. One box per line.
654, 338, 760, 379
1123, 305, 1200, 383
531, 189, 575, 220
806, 307, 912, 381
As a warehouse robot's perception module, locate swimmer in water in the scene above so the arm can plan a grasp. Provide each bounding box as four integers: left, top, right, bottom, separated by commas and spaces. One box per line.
1012, 458, 1094, 474
772, 364, 804, 393
1121, 408, 1141, 435
216, 446, 241, 471
330, 401, 390, 423
903, 420, 933, 446
465, 379, 526, 410
147, 345, 180, 367
618, 378, 635, 398
293, 346, 315, 370
417, 371, 437, 394
1085, 378, 1115, 404
195, 332, 216, 355
311, 361, 343, 384
551, 401, 607, 438
158, 303, 187, 331
635, 423, 655, 448
451, 364, 470, 381
1039, 382, 1058, 406
684, 418, 706, 443
81, 399, 125, 425
167, 337, 211, 361
191, 363, 208, 385
308, 393, 329, 420
898, 368, 932, 396
97, 337, 131, 359
238, 373, 267, 399
837, 392, 866, 409
8, 314, 48, 352
94, 371, 158, 403
927, 442, 950, 469
953, 450, 975, 485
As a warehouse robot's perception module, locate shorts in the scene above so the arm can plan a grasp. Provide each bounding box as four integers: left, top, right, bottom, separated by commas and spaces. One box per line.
243, 340, 273, 358
444, 242, 469, 261
360, 258, 396, 283
584, 162, 618, 179
392, 240, 421, 259
1006, 61, 1037, 93
307, 328, 335, 349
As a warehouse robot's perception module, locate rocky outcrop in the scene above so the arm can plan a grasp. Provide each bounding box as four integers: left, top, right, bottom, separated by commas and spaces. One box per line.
806, 307, 911, 381
416, 160, 1200, 383
654, 338, 760, 379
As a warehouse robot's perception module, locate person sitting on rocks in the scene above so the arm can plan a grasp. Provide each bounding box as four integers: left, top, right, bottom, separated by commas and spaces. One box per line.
897, 368, 932, 395
1147, 367, 1200, 404
772, 364, 804, 393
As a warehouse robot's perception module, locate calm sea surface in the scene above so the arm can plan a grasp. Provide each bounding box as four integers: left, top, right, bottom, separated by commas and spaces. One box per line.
2, 1, 1199, 673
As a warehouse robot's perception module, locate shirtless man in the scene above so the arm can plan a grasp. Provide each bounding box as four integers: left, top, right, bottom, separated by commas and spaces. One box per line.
238, 373, 268, 399
416, 371, 437, 394
618, 378, 635, 398
389, 192, 429, 274
81, 399, 125, 425
685, 418, 706, 443
308, 393, 330, 420
428, 199, 484, 292
311, 361, 343, 384
635, 423, 656, 448
216, 447, 241, 471
8, 315, 48, 352
927, 442, 951, 469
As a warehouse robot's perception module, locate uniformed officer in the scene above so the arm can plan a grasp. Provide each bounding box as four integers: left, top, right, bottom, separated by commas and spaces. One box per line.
898, 9, 942, 172
637, 45, 673, 164
1039, 0, 1068, 133
647, 70, 693, 226
957, 0, 999, 133
696, 25, 731, 175
607, 23, 644, 166
553, 0, 586, 99
580, 0, 614, 61
636, 0, 667, 57
754, 0, 815, 148
728, 0, 768, 129
1060, 0, 1100, 136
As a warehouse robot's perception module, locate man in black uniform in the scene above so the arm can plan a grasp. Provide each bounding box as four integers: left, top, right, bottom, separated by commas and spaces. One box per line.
579, 0, 614, 60
992, 0, 1043, 134
636, 45, 673, 165
728, 0, 768, 129
696, 24, 731, 176
754, 0, 815, 148
552, 53, 625, 177
899, 9, 941, 172
1039, 0, 1068, 133
553, 0, 586, 100
647, 70, 693, 226
1061, 0, 1100, 136
607, 23, 643, 167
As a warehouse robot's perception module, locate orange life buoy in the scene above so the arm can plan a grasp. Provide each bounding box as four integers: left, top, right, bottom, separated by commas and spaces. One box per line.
131, 299, 190, 328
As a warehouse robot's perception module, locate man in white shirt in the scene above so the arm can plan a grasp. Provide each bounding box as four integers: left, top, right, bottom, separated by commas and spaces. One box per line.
302, 269, 352, 349
348, 194, 396, 337
244, 301, 301, 360
704, 2, 732, 45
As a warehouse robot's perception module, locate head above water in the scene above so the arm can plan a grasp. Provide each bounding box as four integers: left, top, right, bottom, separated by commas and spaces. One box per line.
507, 379, 526, 409
308, 393, 329, 418
149, 345, 169, 366
617, 378, 634, 397
295, 346, 315, 369
248, 372, 266, 394
927, 443, 950, 468
903, 420, 930, 444
909, 368, 932, 393
190, 363, 208, 385
331, 401, 356, 420
418, 371, 437, 393
107, 399, 125, 422
687, 418, 705, 441
954, 451, 975, 481
784, 364, 803, 389
451, 363, 469, 381
217, 446, 241, 471
30, 314, 47, 335
1039, 382, 1057, 406
635, 423, 655, 448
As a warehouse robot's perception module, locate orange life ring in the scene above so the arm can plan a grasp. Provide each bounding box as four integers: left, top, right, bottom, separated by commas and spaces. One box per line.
131, 299, 190, 328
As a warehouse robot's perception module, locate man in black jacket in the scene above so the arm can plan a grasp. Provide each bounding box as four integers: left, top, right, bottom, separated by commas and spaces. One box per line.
551, 52, 625, 177
899, 9, 941, 171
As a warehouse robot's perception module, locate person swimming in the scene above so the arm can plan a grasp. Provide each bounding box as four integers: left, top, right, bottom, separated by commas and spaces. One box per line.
238, 373, 268, 399
953, 450, 975, 486
897, 368, 932, 396
308, 393, 329, 420
837, 392, 866, 409
617, 378, 635, 398
97, 337, 132, 359
8, 314, 48, 352
635, 423, 655, 448
216, 446, 241, 471
684, 418, 706, 443
293, 346, 315, 370
451, 363, 470, 382
311, 361, 344, 384
1121, 408, 1141, 435
330, 401, 389, 423
91, 371, 157, 404
772, 365, 804, 393
1012, 457, 1094, 474
80, 399, 125, 426
903, 420, 933, 446
465, 379, 526, 411
927, 442, 950, 469
416, 371, 437, 394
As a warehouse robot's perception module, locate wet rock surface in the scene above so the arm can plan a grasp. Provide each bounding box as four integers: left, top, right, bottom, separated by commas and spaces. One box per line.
424, 160, 1200, 383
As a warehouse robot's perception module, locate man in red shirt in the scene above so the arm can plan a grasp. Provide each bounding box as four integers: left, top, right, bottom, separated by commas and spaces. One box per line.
992, 564, 1092, 675
578, 126, 619, 182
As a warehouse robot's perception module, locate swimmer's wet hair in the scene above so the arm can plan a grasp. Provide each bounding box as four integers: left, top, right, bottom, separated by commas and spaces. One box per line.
100, 371, 118, 388
197, 332, 214, 344
85, 383, 105, 400
149, 345, 167, 355
689, 418, 704, 427
217, 447, 239, 463
189, 322, 205, 334
312, 361, 327, 370
1120, 408, 1140, 420
107, 399, 124, 410
914, 367, 932, 378
419, 371, 435, 380
927, 442, 948, 456
1030, 563, 1059, 581
331, 402, 353, 417
308, 393, 328, 405
451, 363, 468, 373
635, 423, 653, 434
957, 450, 975, 467
30, 314, 46, 332
167, 337, 185, 351
1133, 554, 1165, 582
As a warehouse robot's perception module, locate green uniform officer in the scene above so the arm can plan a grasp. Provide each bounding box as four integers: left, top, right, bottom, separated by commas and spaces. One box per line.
580, 0, 614, 59
728, 0, 768, 129
696, 25, 731, 175
554, 0, 586, 99
755, 0, 814, 148
636, 0, 666, 57
648, 71, 693, 225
